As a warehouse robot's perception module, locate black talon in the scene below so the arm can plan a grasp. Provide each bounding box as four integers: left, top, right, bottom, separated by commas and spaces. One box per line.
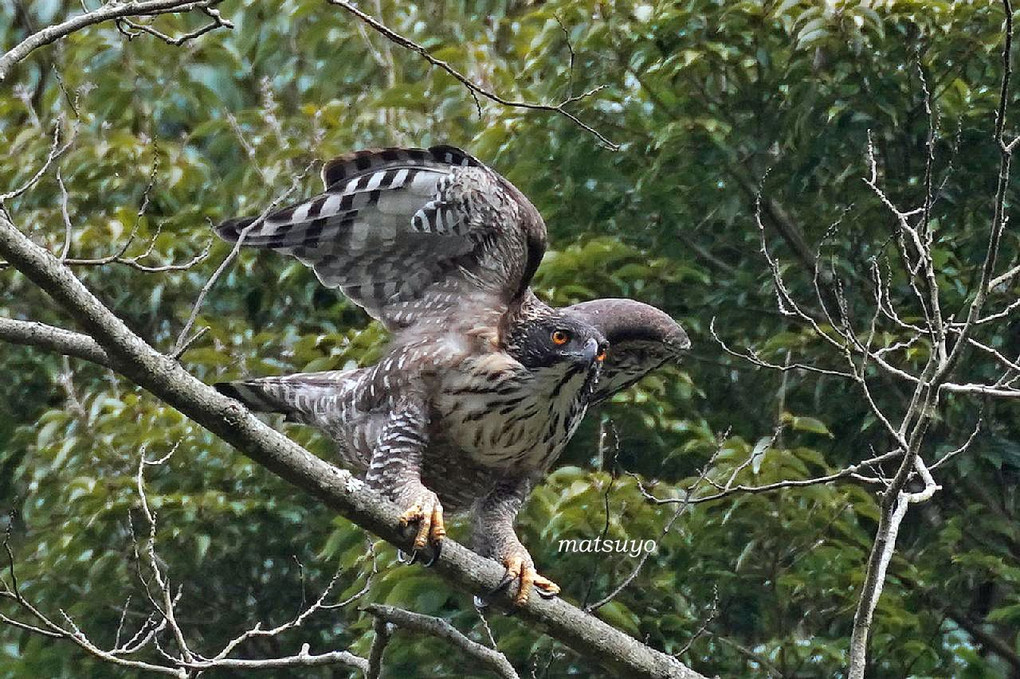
536, 587, 559, 600
420, 541, 441, 567
397, 548, 419, 565
487, 571, 515, 597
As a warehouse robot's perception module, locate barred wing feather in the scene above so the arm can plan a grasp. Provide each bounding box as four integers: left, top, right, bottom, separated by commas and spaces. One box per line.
215, 146, 546, 331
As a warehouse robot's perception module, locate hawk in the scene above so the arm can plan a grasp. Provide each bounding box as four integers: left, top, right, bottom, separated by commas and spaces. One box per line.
214, 146, 689, 603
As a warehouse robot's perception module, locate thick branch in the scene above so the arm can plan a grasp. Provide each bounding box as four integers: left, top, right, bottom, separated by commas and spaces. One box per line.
0, 317, 111, 368
0, 215, 706, 679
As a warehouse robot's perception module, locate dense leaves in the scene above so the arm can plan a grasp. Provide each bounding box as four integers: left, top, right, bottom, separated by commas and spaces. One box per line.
1, 1, 1018, 677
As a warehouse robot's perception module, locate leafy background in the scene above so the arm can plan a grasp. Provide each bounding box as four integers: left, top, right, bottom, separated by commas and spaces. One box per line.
1, 1, 1018, 677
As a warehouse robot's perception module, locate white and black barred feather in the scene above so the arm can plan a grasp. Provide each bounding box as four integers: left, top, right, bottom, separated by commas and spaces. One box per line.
215, 146, 546, 333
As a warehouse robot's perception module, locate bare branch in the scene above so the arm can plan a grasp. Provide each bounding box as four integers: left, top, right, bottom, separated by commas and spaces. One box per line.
587, 439, 729, 613
939, 382, 1020, 398
1, 531, 189, 677
63, 247, 211, 273
973, 293, 1020, 326
988, 260, 1020, 289
173, 164, 313, 355
211, 558, 368, 663
675, 586, 718, 658
364, 604, 519, 679
935, 0, 1015, 381
367, 615, 392, 679
0, 317, 111, 368
56, 169, 73, 259
0, 0, 226, 81
632, 450, 896, 507
2, 442, 375, 675
325, 0, 618, 150
185, 647, 369, 673
710, 317, 854, 379
115, 6, 232, 46
0, 117, 76, 203
133, 452, 194, 662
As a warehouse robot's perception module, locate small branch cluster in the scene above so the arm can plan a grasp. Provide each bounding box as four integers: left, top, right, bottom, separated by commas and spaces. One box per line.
58, 148, 212, 275
0, 450, 372, 677
0, 120, 210, 277
707, 2, 1019, 675
364, 604, 519, 679
326, 0, 618, 150
115, 6, 233, 46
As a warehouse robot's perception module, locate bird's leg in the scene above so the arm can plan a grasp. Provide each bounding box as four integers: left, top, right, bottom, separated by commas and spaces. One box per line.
472, 476, 559, 606
365, 393, 445, 562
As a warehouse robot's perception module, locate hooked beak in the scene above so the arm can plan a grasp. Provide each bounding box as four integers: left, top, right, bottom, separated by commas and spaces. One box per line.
580, 337, 603, 366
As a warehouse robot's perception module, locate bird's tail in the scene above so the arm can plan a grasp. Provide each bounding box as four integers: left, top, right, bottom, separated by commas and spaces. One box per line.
214, 369, 360, 418
214, 380, 292, 414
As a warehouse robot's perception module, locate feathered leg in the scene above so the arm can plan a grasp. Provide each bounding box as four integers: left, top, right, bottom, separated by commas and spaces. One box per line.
472, 476, 559, 605
366, 392, 445, 559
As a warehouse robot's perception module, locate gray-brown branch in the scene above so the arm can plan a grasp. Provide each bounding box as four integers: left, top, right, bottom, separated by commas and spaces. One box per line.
325, 0, 617, 150
364, 604, 518, 679
0, 213, 707, 679
0, 0, 227, 81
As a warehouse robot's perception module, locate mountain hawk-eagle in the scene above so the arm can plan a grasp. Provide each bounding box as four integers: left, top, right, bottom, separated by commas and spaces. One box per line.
214, 146, 689, 603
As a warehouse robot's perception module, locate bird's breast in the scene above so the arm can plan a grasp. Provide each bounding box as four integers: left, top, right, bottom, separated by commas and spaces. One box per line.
433, 358, 591, 470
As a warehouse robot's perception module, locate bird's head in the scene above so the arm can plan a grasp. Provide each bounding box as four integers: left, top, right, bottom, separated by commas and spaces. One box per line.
502, 310, 608, 385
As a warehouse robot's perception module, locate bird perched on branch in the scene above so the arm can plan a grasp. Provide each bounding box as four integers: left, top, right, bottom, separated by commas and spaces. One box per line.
214, 146, 689, 604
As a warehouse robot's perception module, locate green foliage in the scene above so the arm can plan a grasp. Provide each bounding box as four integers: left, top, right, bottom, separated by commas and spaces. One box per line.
1, 1, 1018, 677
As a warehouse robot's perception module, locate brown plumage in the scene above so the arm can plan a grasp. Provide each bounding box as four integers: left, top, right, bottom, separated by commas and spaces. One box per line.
215, 145, 689, 603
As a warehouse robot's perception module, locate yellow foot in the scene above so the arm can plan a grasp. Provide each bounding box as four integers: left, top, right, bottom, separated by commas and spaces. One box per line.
500, 553, 560, 605
397, 489, 445, 552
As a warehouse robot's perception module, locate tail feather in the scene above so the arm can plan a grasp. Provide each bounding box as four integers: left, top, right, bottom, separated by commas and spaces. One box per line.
214, 380, 293, 414
214, 369, 360, 419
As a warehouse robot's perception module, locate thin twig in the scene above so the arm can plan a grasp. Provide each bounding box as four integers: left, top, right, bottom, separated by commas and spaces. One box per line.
364, 604, 519, 679
325, 0, 617, 150
0, 0, 225, 80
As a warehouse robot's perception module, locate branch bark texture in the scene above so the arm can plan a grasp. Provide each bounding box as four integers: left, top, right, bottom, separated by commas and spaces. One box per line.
0, 0, 224, 81
0, 214, 707, 679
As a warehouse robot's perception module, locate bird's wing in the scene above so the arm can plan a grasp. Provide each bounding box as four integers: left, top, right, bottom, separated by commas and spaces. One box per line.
565, 299, 690, 405
215, 146, 546, 331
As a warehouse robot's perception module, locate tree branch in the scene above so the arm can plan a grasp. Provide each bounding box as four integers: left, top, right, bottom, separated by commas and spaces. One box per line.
324, 0, 617, 150
0, 214, 706, 679
364, 604, 518, 679
0, 0, 229, 81
0, 317, 111, 368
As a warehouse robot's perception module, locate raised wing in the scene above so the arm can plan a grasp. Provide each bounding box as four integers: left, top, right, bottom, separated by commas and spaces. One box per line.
215, 146, 546, 331
566, 298, 690, 405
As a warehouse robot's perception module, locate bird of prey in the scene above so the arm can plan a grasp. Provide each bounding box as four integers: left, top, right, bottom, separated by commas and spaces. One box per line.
214, 146, 689, 603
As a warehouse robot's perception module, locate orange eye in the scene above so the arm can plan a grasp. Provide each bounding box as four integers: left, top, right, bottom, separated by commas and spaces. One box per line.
551, 330, 570, 345
596, 348, 607, 362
